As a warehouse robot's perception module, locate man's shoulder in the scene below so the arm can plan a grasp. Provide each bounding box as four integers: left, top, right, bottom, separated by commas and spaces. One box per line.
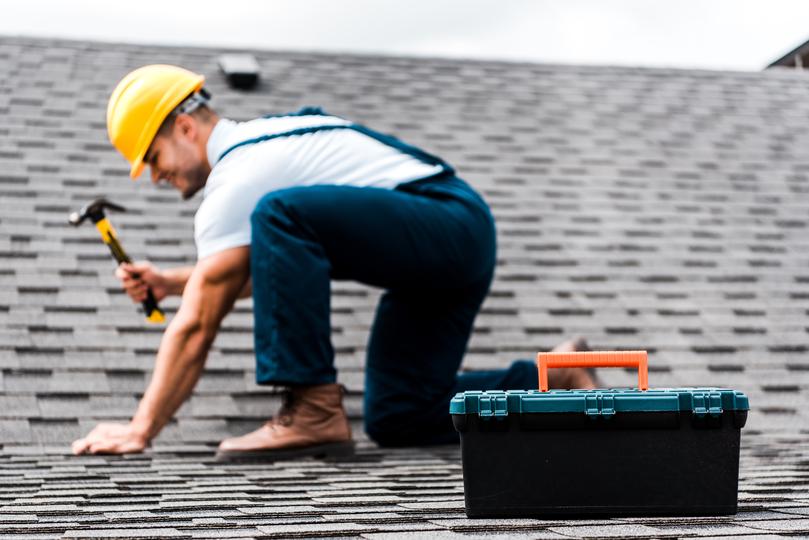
238, 112, 351, 136
210, 112, 352, 172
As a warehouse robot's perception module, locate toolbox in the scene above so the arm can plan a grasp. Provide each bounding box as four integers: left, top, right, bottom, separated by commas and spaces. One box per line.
450, 351, 749, 517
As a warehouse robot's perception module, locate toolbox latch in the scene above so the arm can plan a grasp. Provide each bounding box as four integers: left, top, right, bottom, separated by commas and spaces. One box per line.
478, 393, 509, 418
584, 393, 616, 418
692, 391, 723, 418
601, 394, 615, 417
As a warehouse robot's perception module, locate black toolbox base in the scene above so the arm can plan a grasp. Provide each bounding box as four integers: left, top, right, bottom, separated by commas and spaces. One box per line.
465, 505, 739, 519
455, 411, 744, 518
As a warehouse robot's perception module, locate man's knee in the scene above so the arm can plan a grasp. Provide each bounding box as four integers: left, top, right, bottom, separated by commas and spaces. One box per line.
363, 394, 457, 447
363, 391, 410, 447
364, 415, 392, 446
364, 414, 413, 447
365, 414, 458, 447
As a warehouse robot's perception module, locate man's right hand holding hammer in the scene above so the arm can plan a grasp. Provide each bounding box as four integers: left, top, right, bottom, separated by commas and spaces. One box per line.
116, 261, 187, 304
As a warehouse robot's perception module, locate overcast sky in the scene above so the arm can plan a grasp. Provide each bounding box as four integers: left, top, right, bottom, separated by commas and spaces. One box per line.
2, 0, 808, 70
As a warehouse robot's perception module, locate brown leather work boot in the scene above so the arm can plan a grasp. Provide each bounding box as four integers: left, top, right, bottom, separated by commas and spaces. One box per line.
215, 383, 354, 462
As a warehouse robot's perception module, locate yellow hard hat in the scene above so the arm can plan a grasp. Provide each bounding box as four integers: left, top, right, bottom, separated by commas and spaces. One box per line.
106, 64, 205, 179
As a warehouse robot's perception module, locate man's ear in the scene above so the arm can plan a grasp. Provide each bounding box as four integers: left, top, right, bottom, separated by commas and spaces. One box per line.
175, 114, 197, 141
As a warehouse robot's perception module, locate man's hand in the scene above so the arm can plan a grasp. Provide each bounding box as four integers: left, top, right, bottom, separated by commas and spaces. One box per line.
116, 261, 169, 303
73, 247, 250, 456
71, 422, 149, 455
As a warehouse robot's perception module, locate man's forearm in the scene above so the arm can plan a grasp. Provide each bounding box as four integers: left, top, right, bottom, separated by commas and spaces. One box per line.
130, 318, 213, 440
162, 266, 195, 296
74, 248, 248, 455
129, 248, 248, 442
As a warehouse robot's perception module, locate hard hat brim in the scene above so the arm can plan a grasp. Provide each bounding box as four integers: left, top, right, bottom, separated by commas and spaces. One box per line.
130, 160, 145, 179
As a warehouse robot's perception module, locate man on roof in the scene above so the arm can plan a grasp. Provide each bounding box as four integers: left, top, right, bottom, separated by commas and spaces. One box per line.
71, 64, 596, 460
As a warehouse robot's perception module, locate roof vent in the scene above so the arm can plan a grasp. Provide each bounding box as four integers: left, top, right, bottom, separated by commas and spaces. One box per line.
218, 54, 260, 90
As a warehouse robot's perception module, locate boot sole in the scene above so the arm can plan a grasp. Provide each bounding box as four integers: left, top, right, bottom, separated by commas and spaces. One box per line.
214, 440, 355, 463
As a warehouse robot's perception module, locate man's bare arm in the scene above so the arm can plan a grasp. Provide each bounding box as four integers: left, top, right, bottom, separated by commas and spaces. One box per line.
117, 262, 194, 301
72, 246, 250, 454
162, 265, 195, 296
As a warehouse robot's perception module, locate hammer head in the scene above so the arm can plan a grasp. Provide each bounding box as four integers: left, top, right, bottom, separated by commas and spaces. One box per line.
68, 197, 127, 226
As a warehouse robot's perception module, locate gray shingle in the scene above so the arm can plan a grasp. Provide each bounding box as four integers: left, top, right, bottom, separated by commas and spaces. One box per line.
0, 420, 31, 443
62, 529, 190, 539
0, 34, 808, 539
28, 419, 80, 444
745, 517, 809, 533
0, 394, 38, 417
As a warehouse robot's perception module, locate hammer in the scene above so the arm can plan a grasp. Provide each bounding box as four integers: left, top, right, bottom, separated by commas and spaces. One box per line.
68, 198, 165, 323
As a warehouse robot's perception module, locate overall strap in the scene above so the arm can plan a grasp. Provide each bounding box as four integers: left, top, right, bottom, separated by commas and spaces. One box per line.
217, 109, 455, 175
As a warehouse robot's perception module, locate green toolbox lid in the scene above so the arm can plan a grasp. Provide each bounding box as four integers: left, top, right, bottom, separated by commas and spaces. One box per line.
450, 388, 750, 418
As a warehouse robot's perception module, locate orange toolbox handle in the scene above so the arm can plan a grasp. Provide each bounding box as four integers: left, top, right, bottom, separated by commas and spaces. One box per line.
536, 350, 648, 392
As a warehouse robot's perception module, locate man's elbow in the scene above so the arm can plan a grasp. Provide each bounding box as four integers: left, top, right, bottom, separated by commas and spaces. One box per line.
167, 316, 219, 358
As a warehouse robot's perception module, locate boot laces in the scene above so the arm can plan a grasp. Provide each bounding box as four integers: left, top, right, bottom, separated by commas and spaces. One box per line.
266, 388, 297, 429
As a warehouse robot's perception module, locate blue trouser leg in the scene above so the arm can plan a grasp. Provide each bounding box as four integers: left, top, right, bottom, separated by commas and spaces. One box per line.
249, 175, 539, 446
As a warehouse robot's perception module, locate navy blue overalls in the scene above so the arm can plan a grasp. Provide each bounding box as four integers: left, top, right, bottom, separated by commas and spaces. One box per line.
220, 108, 538, 446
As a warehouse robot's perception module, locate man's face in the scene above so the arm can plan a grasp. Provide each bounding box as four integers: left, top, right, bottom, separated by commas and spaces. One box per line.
144, 116, 209, 200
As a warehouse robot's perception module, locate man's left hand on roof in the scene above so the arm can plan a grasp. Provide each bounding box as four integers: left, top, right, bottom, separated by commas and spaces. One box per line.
71, 422, 149, 455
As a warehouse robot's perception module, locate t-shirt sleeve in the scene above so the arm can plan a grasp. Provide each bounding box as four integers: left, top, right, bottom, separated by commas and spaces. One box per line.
195, 142, 295, 260
194, 183, 255, 260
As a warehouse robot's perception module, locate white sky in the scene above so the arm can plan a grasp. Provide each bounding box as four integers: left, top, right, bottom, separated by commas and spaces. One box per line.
2, 0, 808, 70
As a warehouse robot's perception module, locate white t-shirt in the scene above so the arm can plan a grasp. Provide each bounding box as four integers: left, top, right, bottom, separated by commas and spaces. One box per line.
194, 111, 448, 259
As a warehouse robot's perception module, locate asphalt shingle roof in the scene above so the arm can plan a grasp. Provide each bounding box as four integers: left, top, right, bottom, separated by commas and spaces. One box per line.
0, 35, 808, 538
